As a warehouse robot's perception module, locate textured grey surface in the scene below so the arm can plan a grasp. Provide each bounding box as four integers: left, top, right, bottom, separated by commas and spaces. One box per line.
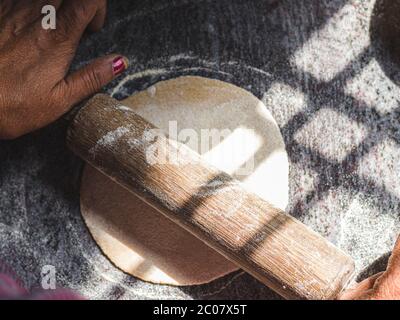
1, 0, 400, 299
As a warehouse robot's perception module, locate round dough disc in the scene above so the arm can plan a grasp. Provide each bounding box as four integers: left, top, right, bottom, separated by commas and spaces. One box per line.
80, 76, 289, 286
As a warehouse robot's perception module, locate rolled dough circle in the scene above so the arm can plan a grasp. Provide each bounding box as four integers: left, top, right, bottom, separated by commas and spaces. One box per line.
80, 76, 289, 286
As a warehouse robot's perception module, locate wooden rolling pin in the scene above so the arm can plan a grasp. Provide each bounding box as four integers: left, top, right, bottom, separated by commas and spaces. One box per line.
67, 94, 355, 300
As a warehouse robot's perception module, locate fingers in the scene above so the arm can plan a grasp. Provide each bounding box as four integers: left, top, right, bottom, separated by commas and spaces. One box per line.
0, 1, 40, 36
55, 0, 107, 44
54, 55, 129, 111
343, 236, 400, 300
339, 272, 383, 300
386, 236, 400, 274
0, 0, 63, 47
87, 0, 107, 32
8, 0, 62, 31
0, 54, 128, 139
370, 236, 400, 298
341, 236, 400, 300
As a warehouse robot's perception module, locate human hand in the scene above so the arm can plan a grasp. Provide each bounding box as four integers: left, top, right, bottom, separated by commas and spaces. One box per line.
0, 0, 128, 139
340, 235, 400, 300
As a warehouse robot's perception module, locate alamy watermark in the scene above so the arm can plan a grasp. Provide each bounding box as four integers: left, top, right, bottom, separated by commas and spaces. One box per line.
133, 121, 255, 176
41, 5, 56, 30
41, 265, 56, 290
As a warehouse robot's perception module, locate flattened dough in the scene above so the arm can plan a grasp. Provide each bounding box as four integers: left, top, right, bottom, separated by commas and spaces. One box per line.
80, 76, 289, 286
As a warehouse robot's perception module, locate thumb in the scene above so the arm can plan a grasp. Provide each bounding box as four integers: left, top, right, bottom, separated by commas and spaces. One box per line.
58, 55, 129, 107
370, 235, 400, 298
338, 272, 383, 300
383, 235, 400, 278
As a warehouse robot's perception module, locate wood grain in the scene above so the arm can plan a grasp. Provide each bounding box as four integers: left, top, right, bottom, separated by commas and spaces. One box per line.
67, 94, 355, 300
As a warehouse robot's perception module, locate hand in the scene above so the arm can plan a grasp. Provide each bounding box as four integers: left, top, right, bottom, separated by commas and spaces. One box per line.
340, 235, 400, 300
0, 0, 129, 139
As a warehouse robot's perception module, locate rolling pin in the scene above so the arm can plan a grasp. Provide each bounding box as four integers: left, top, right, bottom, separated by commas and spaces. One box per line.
67, 94, 355, 300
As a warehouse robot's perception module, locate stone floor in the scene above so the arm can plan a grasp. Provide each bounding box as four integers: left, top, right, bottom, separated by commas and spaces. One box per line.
1, 0, 400, 299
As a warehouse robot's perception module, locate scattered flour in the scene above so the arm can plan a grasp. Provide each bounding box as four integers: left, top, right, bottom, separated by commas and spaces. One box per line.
127, 138, 143, 149
168, 53, 197, 63
197, 179, 241, 197
110, 53, 274, 99
117, 105, 133, 112
90, 126, 131, 156
111, 68, 168, 97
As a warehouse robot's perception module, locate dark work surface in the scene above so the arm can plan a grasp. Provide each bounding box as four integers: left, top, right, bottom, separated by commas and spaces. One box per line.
1, 0, 400, 299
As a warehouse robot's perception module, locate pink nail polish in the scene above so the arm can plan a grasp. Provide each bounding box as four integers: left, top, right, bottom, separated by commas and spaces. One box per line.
112, 56, 129, 76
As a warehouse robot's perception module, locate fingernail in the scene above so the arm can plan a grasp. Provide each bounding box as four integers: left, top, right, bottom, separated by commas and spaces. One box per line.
112, 56, 129, 76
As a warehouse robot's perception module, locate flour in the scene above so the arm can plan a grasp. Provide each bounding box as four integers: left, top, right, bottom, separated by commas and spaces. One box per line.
168, 53, 197, 63
90, 126, 131, 156
116, 105, 133, 113
127, 138, 142, 149
196, 179, 240, 197
111, 68, 168, 97
97, 127, 130, 147
110, 53, 273, 101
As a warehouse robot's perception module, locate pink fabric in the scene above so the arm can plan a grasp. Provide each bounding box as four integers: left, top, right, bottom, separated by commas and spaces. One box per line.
0, 262, 84, 300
